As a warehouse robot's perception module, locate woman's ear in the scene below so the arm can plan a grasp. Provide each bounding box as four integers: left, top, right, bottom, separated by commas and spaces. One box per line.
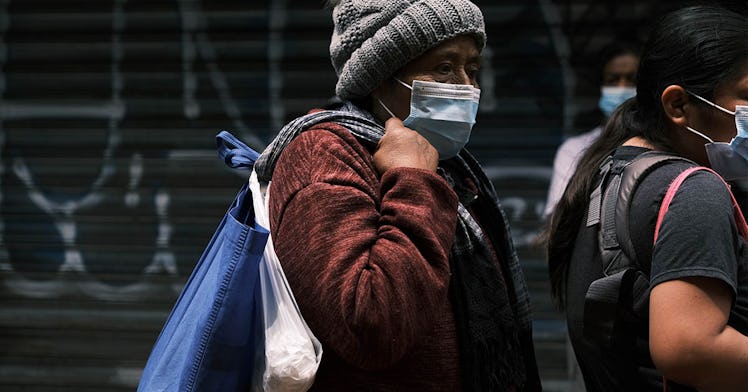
661, 85, 690, 127
371, 78, 409, 123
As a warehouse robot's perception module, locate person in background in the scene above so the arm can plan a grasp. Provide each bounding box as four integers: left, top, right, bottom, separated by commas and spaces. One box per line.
252, 0, 542, 390
546, 5, 748, 391
544, 40, 640, 391
544, 40, 641, 216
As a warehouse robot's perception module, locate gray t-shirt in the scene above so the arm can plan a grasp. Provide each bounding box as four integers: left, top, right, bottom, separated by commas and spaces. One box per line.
632, 156, 748, 331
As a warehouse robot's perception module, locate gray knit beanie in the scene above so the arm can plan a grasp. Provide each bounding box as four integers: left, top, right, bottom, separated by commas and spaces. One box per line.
329, 0, 486, 100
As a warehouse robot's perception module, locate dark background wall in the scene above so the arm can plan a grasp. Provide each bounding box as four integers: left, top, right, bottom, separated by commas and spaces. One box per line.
1, 1, 745, 390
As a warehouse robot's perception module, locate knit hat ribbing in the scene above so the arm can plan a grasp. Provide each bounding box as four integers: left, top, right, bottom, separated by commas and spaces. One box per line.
330, 0, 486, 100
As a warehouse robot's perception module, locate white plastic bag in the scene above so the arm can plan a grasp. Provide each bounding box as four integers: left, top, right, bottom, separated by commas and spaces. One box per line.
249, 170, 323, 392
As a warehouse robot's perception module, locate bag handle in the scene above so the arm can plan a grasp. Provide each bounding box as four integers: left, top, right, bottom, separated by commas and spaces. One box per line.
216, 130, 260, 169
249, 169, 270, 230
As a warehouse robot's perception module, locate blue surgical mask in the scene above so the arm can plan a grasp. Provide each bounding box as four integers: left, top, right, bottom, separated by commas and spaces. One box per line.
598, 86, 636, 118
378, 78, 480, 160
684, 92, 748, 180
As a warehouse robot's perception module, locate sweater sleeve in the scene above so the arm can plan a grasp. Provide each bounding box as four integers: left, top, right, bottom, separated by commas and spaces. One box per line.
267, 123, 459, 370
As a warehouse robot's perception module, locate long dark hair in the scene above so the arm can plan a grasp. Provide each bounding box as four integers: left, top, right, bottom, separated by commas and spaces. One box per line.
545, 5, 748, 310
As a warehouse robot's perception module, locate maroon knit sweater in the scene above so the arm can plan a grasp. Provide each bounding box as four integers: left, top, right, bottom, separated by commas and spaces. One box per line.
268, 120, 463, 391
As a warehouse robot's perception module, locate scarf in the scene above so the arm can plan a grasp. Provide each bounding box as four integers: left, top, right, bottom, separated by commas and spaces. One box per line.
254, 101, 538, 391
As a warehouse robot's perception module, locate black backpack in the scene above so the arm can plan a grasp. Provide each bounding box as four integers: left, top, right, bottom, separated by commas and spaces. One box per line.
582, 150, 695, 348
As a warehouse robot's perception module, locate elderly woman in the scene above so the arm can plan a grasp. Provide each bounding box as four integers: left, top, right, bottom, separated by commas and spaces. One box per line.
253, 0, 541, 390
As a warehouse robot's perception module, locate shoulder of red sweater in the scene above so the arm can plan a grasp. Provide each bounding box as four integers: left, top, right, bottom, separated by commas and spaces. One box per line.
303, 107, 367, 141
274, 121, 374, 177
287, 118, 367, 154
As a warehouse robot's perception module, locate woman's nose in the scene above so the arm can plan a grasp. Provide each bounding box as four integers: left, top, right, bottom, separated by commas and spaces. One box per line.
453, 69, 473, 86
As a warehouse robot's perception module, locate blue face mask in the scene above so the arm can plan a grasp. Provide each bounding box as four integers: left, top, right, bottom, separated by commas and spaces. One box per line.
685, 92, 748, 180
598, 86, 636, 118
378, 78, 480, 160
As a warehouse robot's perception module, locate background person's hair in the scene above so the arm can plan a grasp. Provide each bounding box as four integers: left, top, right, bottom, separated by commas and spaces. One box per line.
545, 5, 748, 309
596, 37, 642, 84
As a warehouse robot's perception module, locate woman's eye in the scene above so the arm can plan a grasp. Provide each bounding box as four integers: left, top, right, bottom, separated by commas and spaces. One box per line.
436, 63, 453, 74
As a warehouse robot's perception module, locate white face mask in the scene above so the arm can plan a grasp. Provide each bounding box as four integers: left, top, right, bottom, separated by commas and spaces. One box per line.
378, 78, 480, 160
684, 92, 748, 180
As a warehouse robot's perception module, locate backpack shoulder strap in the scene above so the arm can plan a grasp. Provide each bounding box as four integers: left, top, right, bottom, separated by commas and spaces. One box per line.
594, 151, 694, 276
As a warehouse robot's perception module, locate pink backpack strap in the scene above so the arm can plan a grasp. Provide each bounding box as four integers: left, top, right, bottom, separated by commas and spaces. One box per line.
654, 166, 748, 244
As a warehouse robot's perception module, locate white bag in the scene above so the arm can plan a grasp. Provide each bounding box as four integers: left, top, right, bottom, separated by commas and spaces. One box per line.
249, 170, 323, 392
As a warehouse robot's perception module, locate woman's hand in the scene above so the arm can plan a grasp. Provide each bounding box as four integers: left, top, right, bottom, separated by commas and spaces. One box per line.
373, 117, 438, 175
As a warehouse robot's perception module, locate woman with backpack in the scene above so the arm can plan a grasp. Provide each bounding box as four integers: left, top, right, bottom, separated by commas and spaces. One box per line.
546, 5, 748, 391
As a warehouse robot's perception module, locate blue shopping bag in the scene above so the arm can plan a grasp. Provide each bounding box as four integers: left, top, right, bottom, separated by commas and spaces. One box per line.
138, 131, 266, 392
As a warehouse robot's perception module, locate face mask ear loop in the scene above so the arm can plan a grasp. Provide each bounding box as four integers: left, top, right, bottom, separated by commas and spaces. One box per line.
686, 126, 715, 143
377, 98, 397, 119
393, 77, 413, 91
687, 91, 737, 116
376, 77, 412, 120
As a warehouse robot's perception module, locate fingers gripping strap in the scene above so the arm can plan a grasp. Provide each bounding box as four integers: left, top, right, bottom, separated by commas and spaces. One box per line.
654, 167, 748, 243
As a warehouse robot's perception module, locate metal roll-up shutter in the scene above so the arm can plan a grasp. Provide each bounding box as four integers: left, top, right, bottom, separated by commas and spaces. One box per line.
0, 1, 334, 390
